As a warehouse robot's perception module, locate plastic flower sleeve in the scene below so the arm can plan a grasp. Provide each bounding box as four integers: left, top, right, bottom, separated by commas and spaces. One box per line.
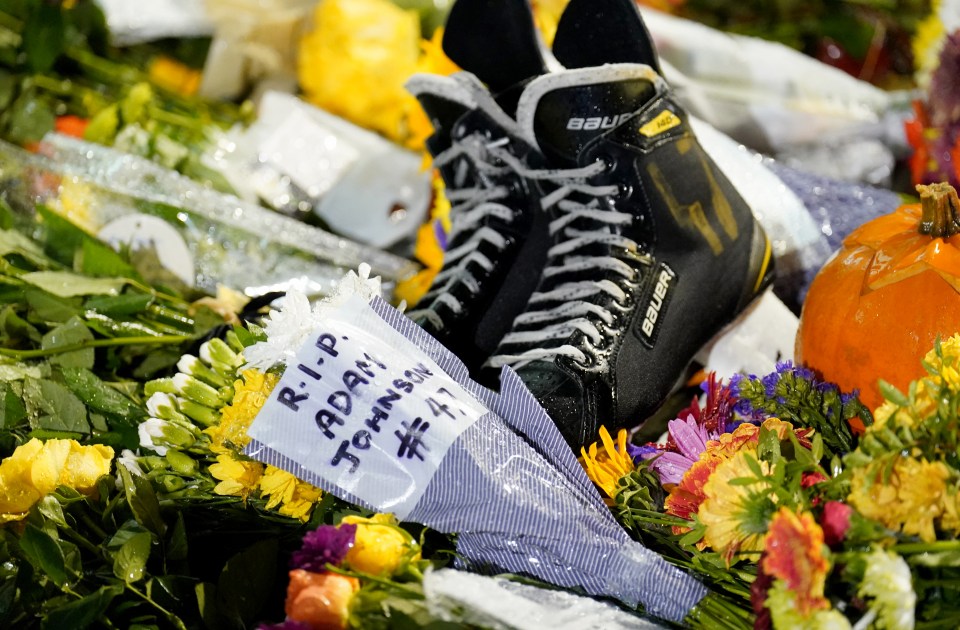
0, 135, 416, 299
244, 291, 707, 623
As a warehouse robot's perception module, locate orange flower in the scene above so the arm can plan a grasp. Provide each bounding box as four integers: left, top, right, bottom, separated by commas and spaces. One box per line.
762, 509, 831, 618
285, 569, 359, 630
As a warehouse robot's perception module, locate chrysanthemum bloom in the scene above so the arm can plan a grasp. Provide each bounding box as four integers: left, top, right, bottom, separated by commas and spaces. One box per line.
764, 581, 852, 630
259, 466, 323, 522
0, 439, 113, 522
762, 508, 831, 618
209, 451, 264, 500
698, 451, 777, 562
340, 513, 418, 577
284, 569, 359, 630
664, 418, 795, 536
580, 426, 636, 501
291, 524, 358, 573
848, 456, 953, 542
858, 549, 916, 629
206, 369, 279, 450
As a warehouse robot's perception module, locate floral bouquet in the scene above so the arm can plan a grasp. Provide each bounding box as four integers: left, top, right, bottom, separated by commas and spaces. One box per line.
582, 340, 960, 628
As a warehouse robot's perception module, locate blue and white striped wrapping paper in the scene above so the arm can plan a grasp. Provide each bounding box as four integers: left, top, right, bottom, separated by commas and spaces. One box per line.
245, 296, 707, 622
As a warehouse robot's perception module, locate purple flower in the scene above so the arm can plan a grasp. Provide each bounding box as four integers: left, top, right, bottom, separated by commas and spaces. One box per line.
290, 523, 357, 572
628, 442, 657, 464
646, 414, 713, 485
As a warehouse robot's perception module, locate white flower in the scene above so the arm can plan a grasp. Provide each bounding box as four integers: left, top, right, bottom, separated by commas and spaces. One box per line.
116, 449, 145, 477
243, 264, 382, 371
139, 418, 170, 456
857, 549, 915, 630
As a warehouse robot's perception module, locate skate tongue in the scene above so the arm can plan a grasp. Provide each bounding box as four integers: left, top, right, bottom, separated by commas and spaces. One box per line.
406, 73, 476, 152
517, 64, 660, 166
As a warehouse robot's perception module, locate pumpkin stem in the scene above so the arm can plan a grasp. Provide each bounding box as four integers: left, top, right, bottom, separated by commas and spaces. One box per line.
918, 183, 960, 237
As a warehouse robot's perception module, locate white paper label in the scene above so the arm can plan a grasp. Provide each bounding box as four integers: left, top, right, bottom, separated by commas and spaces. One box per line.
247, 295, 485, 518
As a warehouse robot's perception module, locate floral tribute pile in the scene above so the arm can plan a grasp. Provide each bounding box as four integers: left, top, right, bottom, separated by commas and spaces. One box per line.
581, 340, 960, 629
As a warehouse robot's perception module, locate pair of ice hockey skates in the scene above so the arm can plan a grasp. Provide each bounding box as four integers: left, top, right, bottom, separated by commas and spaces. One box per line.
406, 0, 775, 449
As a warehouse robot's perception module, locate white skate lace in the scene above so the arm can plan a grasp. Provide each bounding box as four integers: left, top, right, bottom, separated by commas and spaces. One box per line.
407, 134, 520, 330
486, 159, 653, 369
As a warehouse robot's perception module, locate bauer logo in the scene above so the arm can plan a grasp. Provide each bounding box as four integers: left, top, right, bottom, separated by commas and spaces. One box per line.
566, 113, 633, 131
636, 264, 676, 348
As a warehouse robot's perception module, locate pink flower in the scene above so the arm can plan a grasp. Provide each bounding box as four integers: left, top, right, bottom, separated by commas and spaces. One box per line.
648, 414, 712, 485
820, 501, 853, 547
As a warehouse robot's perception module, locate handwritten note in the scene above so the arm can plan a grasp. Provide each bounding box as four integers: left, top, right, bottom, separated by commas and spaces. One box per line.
246, 295, 485, 518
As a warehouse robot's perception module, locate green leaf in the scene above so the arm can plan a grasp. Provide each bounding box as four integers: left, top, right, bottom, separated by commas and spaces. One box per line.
25, 288, 82, 323
0, 69, 15, 111
0, 381, 26, 428
78, 238, 138, 280
36, 496, 68, 528
878, 379, 909, 407
41, 584, 122, 630
22, 2, 65, 73
41, 316, 94, 369
112, 530, 152, 584
0, 304, 41, 345
83, 103, 119, 144
0, 227, 47, 263
22, 271, 126, 298
119, 467, 167, 537
167, 512, 188, 563
20, 523, 69, 587
60, 367, 145, 424
5, 92, 56, 144
216, 539, 277, 627
85, 293, 153, 317
23, 377, 90, 434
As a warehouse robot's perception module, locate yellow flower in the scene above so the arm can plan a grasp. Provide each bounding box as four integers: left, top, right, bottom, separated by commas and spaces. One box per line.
298, 0, 420, 144
395, 174, 452, 306
913, 4, 946, 88
531, 0, 569, 46
258, 466, 323, 522
0, 439, 113, 523
699, 450, 776, 561
148, 56, 201, 97
341, 513, 418, 576
206, 369, 279, 450
405, 28, 460, 152
580, 426, 635, 502
209, 451, 263, 500
849, 456, 954, 542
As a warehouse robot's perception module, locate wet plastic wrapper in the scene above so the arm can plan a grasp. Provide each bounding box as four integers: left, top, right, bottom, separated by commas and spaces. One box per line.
244, 292, 707, 622
422, 568, 667, 629
207, 92, 432, 249
0, 135, 417, 300
97, 0, 214, 46
691, 117, 902, 309
642, 8, 902, 157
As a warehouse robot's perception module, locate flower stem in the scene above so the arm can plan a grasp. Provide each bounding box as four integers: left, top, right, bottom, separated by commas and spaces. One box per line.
125, 584, 188, 630
0, 334, 192, 359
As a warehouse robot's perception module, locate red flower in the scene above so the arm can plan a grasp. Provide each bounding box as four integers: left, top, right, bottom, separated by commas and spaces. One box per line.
762, 509, 831, 618
820, 501, 853, 548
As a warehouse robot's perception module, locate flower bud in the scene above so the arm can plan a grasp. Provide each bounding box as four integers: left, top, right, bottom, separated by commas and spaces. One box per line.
146, 392, 189, 423
164, 450, 199, 476
177, 354, 229, 389
285, 569, 358, 630
201, 338, 243, 375
144, 377, 177, 397
173, 373, 224, 408
138, 418, 198, 456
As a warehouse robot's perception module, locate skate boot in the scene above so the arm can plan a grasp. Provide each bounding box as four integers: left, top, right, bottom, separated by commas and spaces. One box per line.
487, 62, 775, 448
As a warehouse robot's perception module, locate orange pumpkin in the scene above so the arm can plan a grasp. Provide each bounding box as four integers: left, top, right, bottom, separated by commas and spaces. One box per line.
796, 182, 960, 412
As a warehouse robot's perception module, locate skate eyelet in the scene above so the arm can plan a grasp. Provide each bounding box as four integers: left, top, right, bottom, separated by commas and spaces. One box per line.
614, 183, 633, 200
596, 154, 617, 172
